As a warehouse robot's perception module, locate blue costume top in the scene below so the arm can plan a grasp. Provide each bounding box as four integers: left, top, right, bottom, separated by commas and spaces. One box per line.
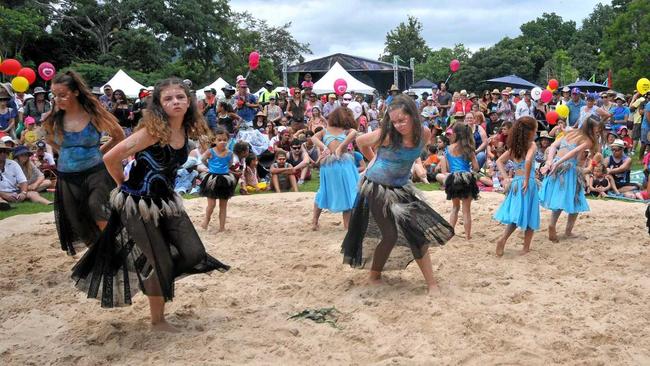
121, 137, 189, 198
444, 147, 471, 173
57, 122, 104, 173
365, 140, 424, 187
323, 130, 346, 146
207, 149, 232, 174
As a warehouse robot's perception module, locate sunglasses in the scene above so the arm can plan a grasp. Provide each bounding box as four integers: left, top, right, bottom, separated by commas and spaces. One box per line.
291, 146, 300, 150
343, 98, 352, 101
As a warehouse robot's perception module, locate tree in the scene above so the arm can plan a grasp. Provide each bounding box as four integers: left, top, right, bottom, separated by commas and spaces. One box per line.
414, 44, 471, 83
518, 13, 577, 78
0, 5, 46, 58
538, 49, 579, 86
380, 16, 430, 64
600, 0, 650, 91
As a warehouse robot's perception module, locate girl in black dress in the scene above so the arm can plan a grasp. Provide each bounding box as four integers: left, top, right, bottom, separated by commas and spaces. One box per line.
72, 78, 229, 332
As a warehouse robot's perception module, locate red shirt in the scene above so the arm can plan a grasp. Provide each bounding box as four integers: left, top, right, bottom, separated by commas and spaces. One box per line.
454, 99, 473, 114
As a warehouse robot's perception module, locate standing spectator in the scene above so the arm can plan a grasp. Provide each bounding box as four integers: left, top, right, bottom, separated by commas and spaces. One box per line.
308, 106, 327, 132
487, 89, 501, 114
258, 81, 277, 106
436, 82, 453, 119
322, 94, 338, 118
0, 141, 50, 209
577, 94, 610, 129
515, 90, 534, 119
132, 88, 150, 125
556, 86, 571, 106
286, 87, 306, 131
630, 94, 646, 153
23, 87, 51, 125
234, 81, 259, 127
13, 145, 53, 194
640, 91, 650, 161
99, 85, 113, 109
201, 88, 218, 132
496, 90, 516, 124
110, 89, 134, 135
609, 94, 630, 132
453, 90, 473, 115
264, 96, 283, 126
566, 88, 586, 127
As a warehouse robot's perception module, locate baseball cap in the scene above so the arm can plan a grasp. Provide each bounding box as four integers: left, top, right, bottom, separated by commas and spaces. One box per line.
571, 87, 581, 95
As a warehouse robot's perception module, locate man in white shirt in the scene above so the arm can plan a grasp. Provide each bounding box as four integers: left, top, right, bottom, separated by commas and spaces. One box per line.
515, 90, 534, 119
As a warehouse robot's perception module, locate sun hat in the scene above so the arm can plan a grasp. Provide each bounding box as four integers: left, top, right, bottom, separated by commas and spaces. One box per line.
221, 85, 235, 92
0, 141, 13, 151
389, 84, 399, 92
571, 87, 581, 95
561, 86, 571, 93
90, 86, 102, 95
617, 126, 628, 134
536, 131, 554, 141
460, 90, 468, 96
607, 89, 616, 95
491, 89, 500, 94
611, 139, 625, 148
328, 93, 336, 99
24, 116, 36, 125
12, 145, 32, 157
615, 94, 625, 101
454, 111, 465, 119
33, 87, 47, 95
277, 126, 287, 133
1, 136, 15, 144
469, 93, 478, 99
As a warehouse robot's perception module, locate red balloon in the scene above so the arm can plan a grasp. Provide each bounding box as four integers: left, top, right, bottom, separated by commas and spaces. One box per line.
540, 89, 553, 103
450, 59, 460, 73
548, 79, 559, 90
546, 110, 559, 125
17, 67, 36, 85
0, 59, 22, 75
333, 78, 347, 95
248, 51, 260, 70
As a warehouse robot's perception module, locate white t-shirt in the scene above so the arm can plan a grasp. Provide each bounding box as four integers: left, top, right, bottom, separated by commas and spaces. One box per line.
515, 99, 534, 119
0, 159, 27, 192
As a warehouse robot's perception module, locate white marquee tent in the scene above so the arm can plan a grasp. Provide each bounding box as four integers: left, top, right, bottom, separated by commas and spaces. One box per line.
195, 77, 231, 100
103, 69, 146, 98
312, 62, 375, 95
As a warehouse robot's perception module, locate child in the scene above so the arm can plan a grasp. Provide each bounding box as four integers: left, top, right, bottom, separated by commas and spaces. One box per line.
422, 144, 440, 180
587, 163, 617, 197
367, 102, 380, 132
19, 116, 41, 149
199, 127, 237, 231
311, 107, 360, 230
300, 73, 314, 90
341, 95, 454, 293
549, 119, 566, 140
540, 115, 602, 242
618, 127, 633, 152
232, 140, 250, 195
442, 123, 480, 239
243, 153, 268, 193
270, 150, 298, 193
493, 116, 540, 256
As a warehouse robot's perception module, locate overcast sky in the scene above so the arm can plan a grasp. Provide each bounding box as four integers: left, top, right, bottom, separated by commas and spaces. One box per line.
230, 0, 610, 62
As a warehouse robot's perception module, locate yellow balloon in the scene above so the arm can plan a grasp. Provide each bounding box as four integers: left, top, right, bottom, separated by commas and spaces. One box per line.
11, 76, 29, 93
637, 78, 650, 95
557, 104, 569, 119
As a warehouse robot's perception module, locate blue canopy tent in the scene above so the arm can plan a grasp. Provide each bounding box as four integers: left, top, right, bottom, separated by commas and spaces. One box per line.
485, 74, 540, 89
411, 78, 438, 89
562, 79, 609, 92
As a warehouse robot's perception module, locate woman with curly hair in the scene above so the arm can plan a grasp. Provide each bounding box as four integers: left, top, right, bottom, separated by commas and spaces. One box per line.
71, 78, 229, 332
43, 71, 125, 256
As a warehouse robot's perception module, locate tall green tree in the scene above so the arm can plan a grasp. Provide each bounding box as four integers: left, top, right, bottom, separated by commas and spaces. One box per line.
380, 15, 430, 64
414, 44, 471, 83
518, 13, 577, 78
600, 0, 650, 91
0, 5, 46, 58
538, 49, 579, 85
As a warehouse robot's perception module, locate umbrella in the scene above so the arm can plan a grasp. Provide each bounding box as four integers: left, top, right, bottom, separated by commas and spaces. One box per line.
411, 78, 438, 89
561, 79, 609, 92
485, 74, 540, 89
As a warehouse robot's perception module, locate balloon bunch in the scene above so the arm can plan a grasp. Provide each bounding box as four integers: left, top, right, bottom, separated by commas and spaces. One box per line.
0, 58, 56, 93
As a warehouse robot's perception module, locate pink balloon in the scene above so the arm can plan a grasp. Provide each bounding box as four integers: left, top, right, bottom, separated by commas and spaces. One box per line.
248, 51, 260, 70
333, 78, 347, 96
450, 59, 460, 73
540, 89, 553, 103
38, 62, 56, 81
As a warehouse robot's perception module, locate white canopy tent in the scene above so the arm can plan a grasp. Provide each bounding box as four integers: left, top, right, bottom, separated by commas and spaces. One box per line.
195, 77, 231, 100
103, 69, 146, 99
312, 62, 375, 95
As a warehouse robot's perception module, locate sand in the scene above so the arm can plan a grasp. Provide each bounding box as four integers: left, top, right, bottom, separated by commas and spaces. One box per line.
0, 191, 649, 365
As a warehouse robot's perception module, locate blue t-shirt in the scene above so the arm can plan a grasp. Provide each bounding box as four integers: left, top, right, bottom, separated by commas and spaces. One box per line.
643, 103, 650, 129
353, 151, 363, 168
566, 99, 586, 127
235, 94, 258, 123
0, 108, 17, 130
609, 106, 630, 121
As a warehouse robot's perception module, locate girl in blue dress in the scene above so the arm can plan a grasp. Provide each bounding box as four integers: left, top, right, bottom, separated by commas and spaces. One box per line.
539, 114, 602, 242
311, 107, 360, 231
72, 78, 229, 332
199, 127, 237, 231
43, 71, 125, 255
442, 123, 480, 240
493, 116, 540, 256
342, 95, 454, 293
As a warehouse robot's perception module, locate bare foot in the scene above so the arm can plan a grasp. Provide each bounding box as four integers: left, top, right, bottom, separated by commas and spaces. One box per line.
151, 320, 180, 333
311, 223, 319, 231
200, 221, 208, 230
426, 284, 441, 295
218, 227, 226, 233
548, 226, 559, 243
495, 238, 506, 257
368, 272, 383, 286
519, 247, 531, 256
465, 233, 472, 241
565, 231, 576, 238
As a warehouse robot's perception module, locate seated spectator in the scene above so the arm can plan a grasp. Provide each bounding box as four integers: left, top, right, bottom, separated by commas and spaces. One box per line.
549, 119, 566, 140
535, 131, 553, 178
286, 139, 311, 185
34, 140, 56, 179
0, 142, 51, 209
13, 145, 53, 194
270, 150, 298, 193
274, 128, 292, 152
411, 158, 429, 184
602, 131, 618, 158
302, 130, 321, 168
618, 126, 633, 152
422, 144, 440, 179
604, 139, 638, 193
587, 163, 618, 197
174, 166, 199, 195
496, 121, 512, 149
242, 154, 269, 193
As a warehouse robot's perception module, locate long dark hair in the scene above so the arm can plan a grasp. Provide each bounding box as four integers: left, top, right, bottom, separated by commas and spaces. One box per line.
451, 123, 475, 161
42, 70, 123, 150
135, 77, 209, 145
378, 94, 422, 149
508, 116, 537, 160
110, 89, 128, 105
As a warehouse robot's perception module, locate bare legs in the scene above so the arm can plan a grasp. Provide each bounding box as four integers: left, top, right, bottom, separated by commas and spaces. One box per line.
549, 210, 579, 242
312, 206, 351, 231
449, 198, 472, 239
496, 224, 533, 257
148, 296, 179, 333
202, 198, 227, 231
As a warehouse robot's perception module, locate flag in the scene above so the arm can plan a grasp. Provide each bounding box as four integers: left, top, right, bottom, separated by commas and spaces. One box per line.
607, 69, 613, 89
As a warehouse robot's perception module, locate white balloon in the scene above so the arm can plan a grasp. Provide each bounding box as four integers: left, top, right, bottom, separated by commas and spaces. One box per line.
531, 87, 543, 101
347, 101, 363, 120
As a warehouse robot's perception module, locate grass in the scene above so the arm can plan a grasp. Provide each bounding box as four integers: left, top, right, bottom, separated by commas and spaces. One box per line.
0, 192, 54, 220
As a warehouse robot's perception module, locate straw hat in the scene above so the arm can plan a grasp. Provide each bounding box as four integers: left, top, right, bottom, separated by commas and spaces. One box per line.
536, 131, 554, 141
389, 84, 399, 92
491, 89, 500, 94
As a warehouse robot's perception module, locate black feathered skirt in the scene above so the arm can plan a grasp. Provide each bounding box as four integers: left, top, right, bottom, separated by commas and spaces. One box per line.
444, 171, 479, 200
54, 164, 115, 256
71, 189, 229, 308
342, 178, 454, 270
199, 172, 237, 200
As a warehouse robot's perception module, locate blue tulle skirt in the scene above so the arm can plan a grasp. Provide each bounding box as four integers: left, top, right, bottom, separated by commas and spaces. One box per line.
315, 154, 359, 212
539, 160, 589, 214
493, 175, 540, 230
